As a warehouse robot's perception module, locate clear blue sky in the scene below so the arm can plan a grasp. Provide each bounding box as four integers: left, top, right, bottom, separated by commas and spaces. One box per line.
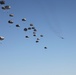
0, 0, 76, 75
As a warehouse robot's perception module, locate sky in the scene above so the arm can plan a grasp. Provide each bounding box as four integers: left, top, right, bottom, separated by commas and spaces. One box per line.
0, 0, 76, 75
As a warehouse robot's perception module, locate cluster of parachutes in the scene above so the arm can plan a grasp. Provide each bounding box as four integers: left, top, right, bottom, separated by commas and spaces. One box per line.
0, 0, 47, 49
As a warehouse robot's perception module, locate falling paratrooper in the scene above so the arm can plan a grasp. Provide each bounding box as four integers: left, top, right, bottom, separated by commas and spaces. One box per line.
24, 28, 28, 31
28, 27, 31, 30
0, 36, 4, 40
8, 20, 13, 24
44, 47, 47, 49
9, 14, 14, 17
30, 23, 33, 26
16, 24, 20, 27
2, 5, 11, 10
22, 18, 26, 21
40, 35, 43, 37
25, 36, 29, 38
0, 0, 5, 5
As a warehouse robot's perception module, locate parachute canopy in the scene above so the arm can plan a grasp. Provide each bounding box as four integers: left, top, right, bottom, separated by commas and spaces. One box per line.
36, 40, 39, 43
40, 35, 43, 37
37, 38, 39, 40
2, 5, 11, 10
30, 23, 33, 26
0, 36, 4, 40
44, 47, 47, 49
8, 20, 13, 24
0, 0, 5, 5
61, 37, 64, 39
9, 14, 14, 17
28, 27, 31, 30
24, 28, 27, 31
32, 27, 35, 29
16, 24, 20, 27
25, 36, 29, 38
33, 34, 36, 36
22, 18, 26, 21
1, 6, 6, 10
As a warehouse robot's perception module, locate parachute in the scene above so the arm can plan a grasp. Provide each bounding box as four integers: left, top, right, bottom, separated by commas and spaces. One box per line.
44, 47, 47, 49
25, 36, 29, 38
24, 28, 28, 31
30, 23, 33, 26
37, 38, 40, 40
36, 40, 39, 43
0, 36, 4, 40
33, 34, 36, 36
8, 20, 13, 24
9, 14, 14, 17
0, 0, 5, 5
40, 35, 43, 37
2, 5, 11, 10
22, 18, 26, 21
28, 27, 31, 30
32, 27, 35, 29
16, 24, 20, 27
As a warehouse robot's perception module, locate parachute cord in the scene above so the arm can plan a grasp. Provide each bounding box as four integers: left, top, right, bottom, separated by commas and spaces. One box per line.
38, 1, 64, 39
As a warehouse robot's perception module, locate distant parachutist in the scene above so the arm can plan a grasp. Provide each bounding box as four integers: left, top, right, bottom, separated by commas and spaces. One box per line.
28, 27, 31, 30
32, 27, 35, 29
2, 5, 11, 10
9, 14, 13, 17
0, 0, 5, 5
61, 37, 64, 39
33, 29, 37, 32
24, 28, 27, 31
1, 6, 6, 10
33, 32, 36, 35
30, 23, 33, 26
5, 5, 11, 9
8, 20, 13, 24
16, 24, 20, 27
25, 36, 29, 38
36, 40, 39, 43
22, 18, 26, 21
33, 34, 36, 36
37, 38, 40, 40
44, 47, 47, 49
0, 36, 4, 40
40, 35, 43, 37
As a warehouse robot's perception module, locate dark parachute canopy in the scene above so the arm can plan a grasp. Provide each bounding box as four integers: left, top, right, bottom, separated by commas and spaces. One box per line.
30, 23, 33, 26
25, 36, 29, 38
44, 47, 47, 49
8, 20, 13, 24
28, 27, 31, 30
2, 5, 11, 10
1, 6, 6, 10
0, 0, 5, 5
22, 18, 26, 21
16, 24, 20, 27
24, 28, 28, 31
0, 36, 4, 40
40, 35, 43, 37
9, 14, 14, 17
